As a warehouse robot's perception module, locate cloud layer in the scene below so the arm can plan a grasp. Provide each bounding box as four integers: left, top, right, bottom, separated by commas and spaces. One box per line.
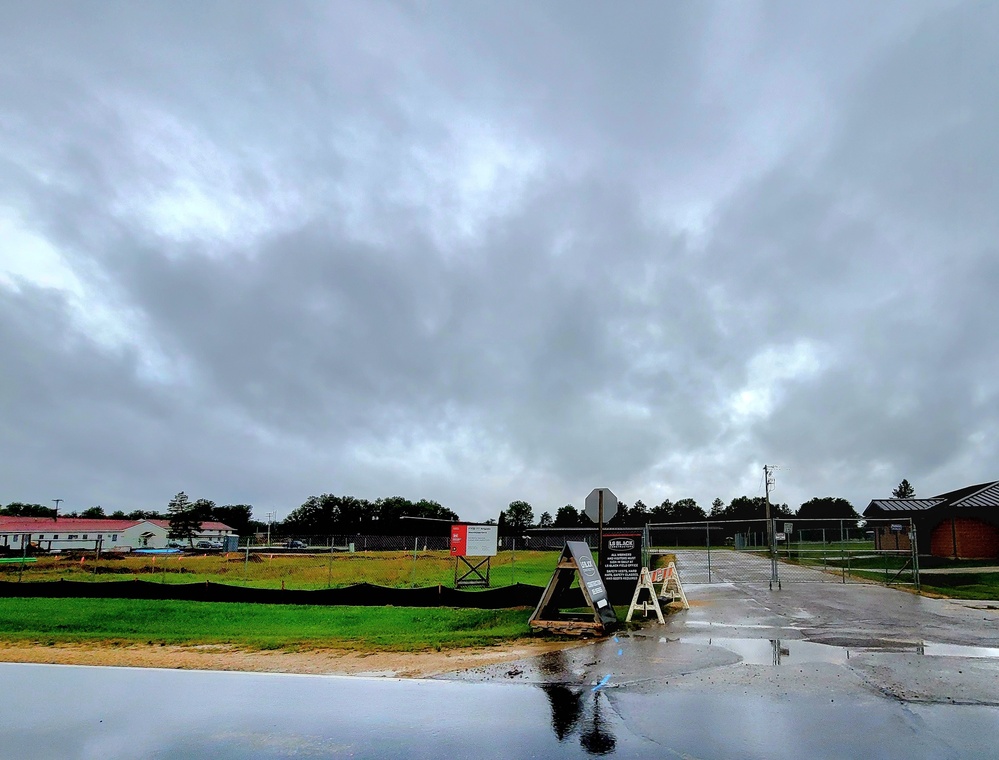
2, 1, 997, 520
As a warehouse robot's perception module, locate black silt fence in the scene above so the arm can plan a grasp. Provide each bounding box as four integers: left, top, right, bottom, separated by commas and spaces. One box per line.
0, 579, 588, 609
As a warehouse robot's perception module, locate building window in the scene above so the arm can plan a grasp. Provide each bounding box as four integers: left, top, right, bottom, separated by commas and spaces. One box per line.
53, 534, 59, 539
68, 534, 78, 540
83, 534, 89, 539
111, 534, 118, 541
39, 534, 45, 539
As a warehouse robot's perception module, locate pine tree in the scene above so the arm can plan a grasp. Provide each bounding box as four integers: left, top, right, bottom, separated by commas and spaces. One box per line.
710, 498, 725, 517
891, 479, 915, 499
167, 491, 202, 547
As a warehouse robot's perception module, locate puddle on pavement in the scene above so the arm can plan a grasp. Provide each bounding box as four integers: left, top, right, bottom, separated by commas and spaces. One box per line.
919, 642, 999, 658
665, 636, 999, 665
5, 662, 999, 759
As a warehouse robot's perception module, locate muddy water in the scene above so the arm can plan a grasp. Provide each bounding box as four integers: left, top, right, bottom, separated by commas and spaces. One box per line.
2, 662, 998, 759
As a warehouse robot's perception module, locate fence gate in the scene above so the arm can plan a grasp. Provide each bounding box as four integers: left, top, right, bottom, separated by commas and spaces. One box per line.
644, 517, 919, 589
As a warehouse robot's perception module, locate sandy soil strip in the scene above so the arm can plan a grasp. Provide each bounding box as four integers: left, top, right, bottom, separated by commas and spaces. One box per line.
0, 639, 584, 678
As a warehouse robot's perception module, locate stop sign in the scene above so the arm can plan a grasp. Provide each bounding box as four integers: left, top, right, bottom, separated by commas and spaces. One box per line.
584, 488, 618, 524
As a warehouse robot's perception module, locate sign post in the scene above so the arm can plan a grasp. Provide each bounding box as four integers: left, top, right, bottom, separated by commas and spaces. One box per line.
585, 488, 618, 561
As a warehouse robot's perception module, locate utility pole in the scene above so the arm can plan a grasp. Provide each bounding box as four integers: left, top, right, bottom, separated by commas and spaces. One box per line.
52, 499, 63, 518
266, 511, 276, 547
764, 465, 778, 588
763, 466, 773, 545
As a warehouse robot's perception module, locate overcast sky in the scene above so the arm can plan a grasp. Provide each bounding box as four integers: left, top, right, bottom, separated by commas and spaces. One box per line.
2, 1, 997, 522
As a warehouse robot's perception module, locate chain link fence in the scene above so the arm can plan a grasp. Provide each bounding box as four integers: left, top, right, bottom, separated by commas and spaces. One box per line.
1, 534, 584, 590
2, 521, 920, 591
646, 517, 919, 588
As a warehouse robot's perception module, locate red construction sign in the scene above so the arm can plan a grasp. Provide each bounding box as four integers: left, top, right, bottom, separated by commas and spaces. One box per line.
449, 524, 498, 557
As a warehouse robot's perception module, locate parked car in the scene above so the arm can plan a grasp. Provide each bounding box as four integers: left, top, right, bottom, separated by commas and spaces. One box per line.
287, 540, 306, 549
195, 540, 224, 550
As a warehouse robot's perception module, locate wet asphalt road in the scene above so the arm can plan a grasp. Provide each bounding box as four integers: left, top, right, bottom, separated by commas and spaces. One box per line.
435, 566, 999, 756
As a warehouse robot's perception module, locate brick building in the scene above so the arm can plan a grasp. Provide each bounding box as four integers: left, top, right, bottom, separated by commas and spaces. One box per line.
864, 481, 999, 559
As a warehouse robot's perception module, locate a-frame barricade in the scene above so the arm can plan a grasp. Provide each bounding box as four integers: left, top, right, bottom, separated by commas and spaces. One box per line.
656, 561, 689, 610
529, 541, 618, 636
625, 567, 665, 624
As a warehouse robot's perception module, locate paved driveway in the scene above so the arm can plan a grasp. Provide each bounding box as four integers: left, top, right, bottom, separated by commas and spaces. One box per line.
672, 547, 777, 583
670, 546, 903, 584
449, 571, 999, 706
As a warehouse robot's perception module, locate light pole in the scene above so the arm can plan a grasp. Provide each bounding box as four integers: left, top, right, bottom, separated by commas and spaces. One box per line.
52, 499, 63, 518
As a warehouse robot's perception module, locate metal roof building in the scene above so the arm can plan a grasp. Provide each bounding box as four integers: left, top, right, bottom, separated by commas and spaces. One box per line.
864, 482, 999, 559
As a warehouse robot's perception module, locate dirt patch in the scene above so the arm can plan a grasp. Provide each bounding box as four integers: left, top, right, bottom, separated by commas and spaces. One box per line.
0, 639, 586, 678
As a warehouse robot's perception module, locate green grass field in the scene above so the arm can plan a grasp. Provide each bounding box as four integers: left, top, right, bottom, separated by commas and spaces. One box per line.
0, 549, 564, 590
917, 573, 999, 601
0, 550, 655, 651
0, 597, 533, 650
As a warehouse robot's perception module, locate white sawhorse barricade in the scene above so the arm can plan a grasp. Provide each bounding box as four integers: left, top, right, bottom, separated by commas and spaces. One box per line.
625, 561, 689, 624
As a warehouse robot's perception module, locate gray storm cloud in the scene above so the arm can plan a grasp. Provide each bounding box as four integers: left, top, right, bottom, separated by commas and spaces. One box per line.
1, 0, 996, 520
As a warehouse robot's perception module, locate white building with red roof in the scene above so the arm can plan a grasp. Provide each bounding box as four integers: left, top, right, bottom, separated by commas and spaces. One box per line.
0, 516, 234, 553
145, 520, 235, 544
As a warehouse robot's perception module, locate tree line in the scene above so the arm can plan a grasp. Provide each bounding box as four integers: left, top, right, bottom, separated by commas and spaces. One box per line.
281, 494, 458, 536
0, 494, 863, 537
2, 480, 916, 538
498, 495, 862, 535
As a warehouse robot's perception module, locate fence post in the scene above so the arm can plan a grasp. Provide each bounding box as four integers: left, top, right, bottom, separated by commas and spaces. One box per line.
841, 531, 846, 583
512, 538, 516, 586
706, 522, 711, 583
770, 518, 779, 589
327, 540, 334, 588
411, 536, 419, 587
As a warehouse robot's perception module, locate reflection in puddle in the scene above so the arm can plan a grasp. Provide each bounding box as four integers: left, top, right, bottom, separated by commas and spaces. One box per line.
677, 637, 844, 665
579, 693, 616, 755
920, 643, 999, 658
540, 684, 583, 741
540, 686, 616, 755
670, 636, 999, 665
538, 648, 617, 755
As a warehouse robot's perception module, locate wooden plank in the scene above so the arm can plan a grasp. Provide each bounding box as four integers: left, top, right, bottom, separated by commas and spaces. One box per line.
529, 619, 604, 636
